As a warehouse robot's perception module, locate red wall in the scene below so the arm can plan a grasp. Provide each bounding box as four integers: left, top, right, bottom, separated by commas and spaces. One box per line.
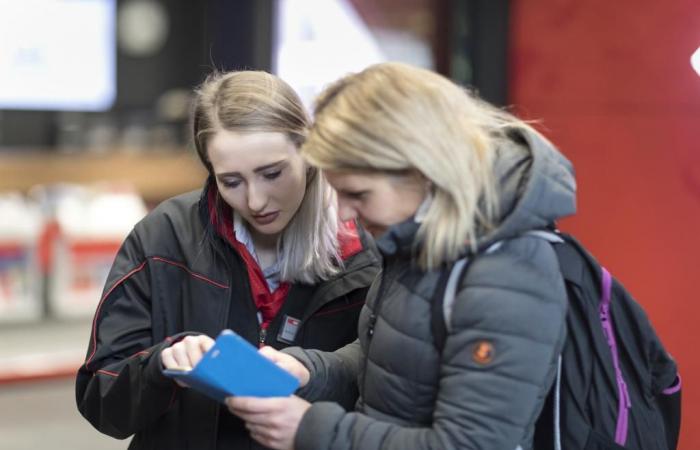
510, 1, 700, 447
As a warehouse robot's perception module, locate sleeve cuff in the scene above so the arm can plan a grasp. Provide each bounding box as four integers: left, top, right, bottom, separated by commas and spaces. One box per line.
282, 347, 322, 399
294, 402, 346, 450
144, 332, 202, 388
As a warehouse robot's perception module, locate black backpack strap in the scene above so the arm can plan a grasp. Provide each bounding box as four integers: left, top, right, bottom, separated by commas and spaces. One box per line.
555, 234, 599, 281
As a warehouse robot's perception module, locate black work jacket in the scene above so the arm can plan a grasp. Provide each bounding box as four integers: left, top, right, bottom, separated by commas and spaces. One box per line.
75, 184, 380, 450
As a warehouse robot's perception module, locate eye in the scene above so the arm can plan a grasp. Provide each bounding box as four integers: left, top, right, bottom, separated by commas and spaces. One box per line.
263, 170, 282, 180
343, 191, 368, 200
221, 179, 241, 189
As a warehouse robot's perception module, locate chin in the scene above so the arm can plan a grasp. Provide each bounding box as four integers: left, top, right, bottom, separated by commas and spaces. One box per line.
251, 223, 285, 237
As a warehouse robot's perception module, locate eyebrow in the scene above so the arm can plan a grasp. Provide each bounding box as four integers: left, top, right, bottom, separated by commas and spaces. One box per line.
339, 189, 369, 196
216, 160, 287, 178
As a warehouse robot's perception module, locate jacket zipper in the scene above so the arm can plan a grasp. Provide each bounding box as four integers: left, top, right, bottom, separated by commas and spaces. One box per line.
258, 327, 267, 346
362, 262, 394, 396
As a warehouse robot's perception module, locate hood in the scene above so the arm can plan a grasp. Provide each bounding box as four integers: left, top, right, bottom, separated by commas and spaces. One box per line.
476, 128, 576, 248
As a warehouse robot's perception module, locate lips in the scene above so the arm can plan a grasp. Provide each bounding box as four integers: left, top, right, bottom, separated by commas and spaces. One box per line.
252, 211, 280, 225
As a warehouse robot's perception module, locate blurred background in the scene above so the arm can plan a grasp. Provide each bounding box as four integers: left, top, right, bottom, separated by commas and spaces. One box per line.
0, 0, 698, 448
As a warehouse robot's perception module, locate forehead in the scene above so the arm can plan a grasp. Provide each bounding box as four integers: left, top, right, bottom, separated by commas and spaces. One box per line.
324, 170, 389, 189
208, 130, 297, 172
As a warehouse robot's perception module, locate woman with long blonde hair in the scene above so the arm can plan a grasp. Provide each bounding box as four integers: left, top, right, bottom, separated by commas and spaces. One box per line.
228, 62, 576, 450
76, 70, 380, 450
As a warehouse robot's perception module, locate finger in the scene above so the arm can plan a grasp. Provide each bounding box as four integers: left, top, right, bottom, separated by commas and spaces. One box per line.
226, 396, 282, 414
171, 343, 192, 368
229, 406, 272, 425
246, 423, 280, 449
258, 346, 282, 362
184, 337, 204, 367
226, 396, 261, 415
241, 413, 276, 426
160, 348, 178, 369
245, 421, 268, 434
249, 430, 273, 449
199, 335, 215, 353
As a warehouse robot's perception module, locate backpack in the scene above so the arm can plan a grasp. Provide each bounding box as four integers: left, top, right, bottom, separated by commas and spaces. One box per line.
431, 230, 681, 450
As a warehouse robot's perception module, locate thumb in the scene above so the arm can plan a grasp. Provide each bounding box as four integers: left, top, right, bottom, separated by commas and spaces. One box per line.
258, 345, 283, 362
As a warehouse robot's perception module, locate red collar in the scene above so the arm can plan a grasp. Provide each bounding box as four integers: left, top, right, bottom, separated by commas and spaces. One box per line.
206, 184, 363, 328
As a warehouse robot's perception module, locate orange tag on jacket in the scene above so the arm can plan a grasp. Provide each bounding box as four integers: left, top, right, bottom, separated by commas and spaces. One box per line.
472, 341, 494, 365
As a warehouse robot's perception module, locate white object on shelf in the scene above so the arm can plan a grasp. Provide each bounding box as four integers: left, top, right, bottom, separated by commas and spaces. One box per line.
0, 193, 43, 322
48, 184, 147, 319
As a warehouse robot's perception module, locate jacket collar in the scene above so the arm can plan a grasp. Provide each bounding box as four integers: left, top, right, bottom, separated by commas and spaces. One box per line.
375, 217, 420, 259
374, 191, 433, 259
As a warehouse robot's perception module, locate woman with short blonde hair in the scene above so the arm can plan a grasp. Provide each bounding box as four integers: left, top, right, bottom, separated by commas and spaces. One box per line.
228, 62, 576, 450
306, 62, 554, 269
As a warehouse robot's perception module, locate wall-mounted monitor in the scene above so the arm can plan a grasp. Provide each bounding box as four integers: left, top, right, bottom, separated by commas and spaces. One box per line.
0, 0, 116, 111
272, 0, 385, 110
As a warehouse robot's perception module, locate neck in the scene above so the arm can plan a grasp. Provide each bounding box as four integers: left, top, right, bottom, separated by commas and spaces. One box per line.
250, 229, 279, 253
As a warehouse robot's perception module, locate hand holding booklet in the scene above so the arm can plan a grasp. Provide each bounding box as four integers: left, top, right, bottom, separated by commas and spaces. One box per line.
162, 330, 300, 403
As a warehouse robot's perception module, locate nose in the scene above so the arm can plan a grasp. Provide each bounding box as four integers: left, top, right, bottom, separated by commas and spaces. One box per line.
337, 199, 358, 222
246, 182, 268, 212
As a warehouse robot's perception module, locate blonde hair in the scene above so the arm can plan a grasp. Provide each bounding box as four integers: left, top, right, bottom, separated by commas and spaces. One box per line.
304, 62, 543, 270
193, 70, 341, 283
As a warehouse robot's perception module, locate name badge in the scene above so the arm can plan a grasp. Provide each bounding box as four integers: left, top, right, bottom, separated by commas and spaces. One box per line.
277, 315, 301, 344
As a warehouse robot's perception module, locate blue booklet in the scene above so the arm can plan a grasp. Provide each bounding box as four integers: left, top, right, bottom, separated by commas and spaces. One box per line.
163, 330, 300, 403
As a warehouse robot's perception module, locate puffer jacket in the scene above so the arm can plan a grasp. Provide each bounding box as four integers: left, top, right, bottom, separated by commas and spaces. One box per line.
285, 129, 576, 450
75, 180, 381, 450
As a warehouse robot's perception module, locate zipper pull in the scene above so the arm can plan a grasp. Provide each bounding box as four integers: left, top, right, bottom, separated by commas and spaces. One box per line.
259, 327, 267, 347
367, 314, 377, 337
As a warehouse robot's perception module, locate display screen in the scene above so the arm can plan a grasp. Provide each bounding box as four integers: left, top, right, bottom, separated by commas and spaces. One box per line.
272, 0, 385, 110
0, 0, 116, 111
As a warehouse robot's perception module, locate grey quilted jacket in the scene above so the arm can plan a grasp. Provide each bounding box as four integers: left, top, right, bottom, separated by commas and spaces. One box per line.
286, 129, 576, 450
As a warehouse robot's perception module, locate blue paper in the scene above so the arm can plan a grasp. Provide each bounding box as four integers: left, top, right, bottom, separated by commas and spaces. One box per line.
163, 330, 300, 403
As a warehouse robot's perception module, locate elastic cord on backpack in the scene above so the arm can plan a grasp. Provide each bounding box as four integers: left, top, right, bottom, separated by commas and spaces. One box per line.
554, 355, 562, 450
442, 258, 469, 334
599, 267, 632, 446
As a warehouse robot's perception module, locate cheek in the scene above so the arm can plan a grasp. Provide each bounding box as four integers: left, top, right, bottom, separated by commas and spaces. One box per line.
216, 184, 245, 211
380, 206, 404, 225
359, 201, 389, 225
275, 171, 307, 209
366, 196, 415, 226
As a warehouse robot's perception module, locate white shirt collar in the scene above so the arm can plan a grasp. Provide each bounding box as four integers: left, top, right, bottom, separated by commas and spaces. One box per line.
233, 212, 282, 291
414, 192, 434, 223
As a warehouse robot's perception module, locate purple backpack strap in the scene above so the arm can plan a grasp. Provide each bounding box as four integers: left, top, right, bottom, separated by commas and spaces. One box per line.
598, 267, 632, 446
